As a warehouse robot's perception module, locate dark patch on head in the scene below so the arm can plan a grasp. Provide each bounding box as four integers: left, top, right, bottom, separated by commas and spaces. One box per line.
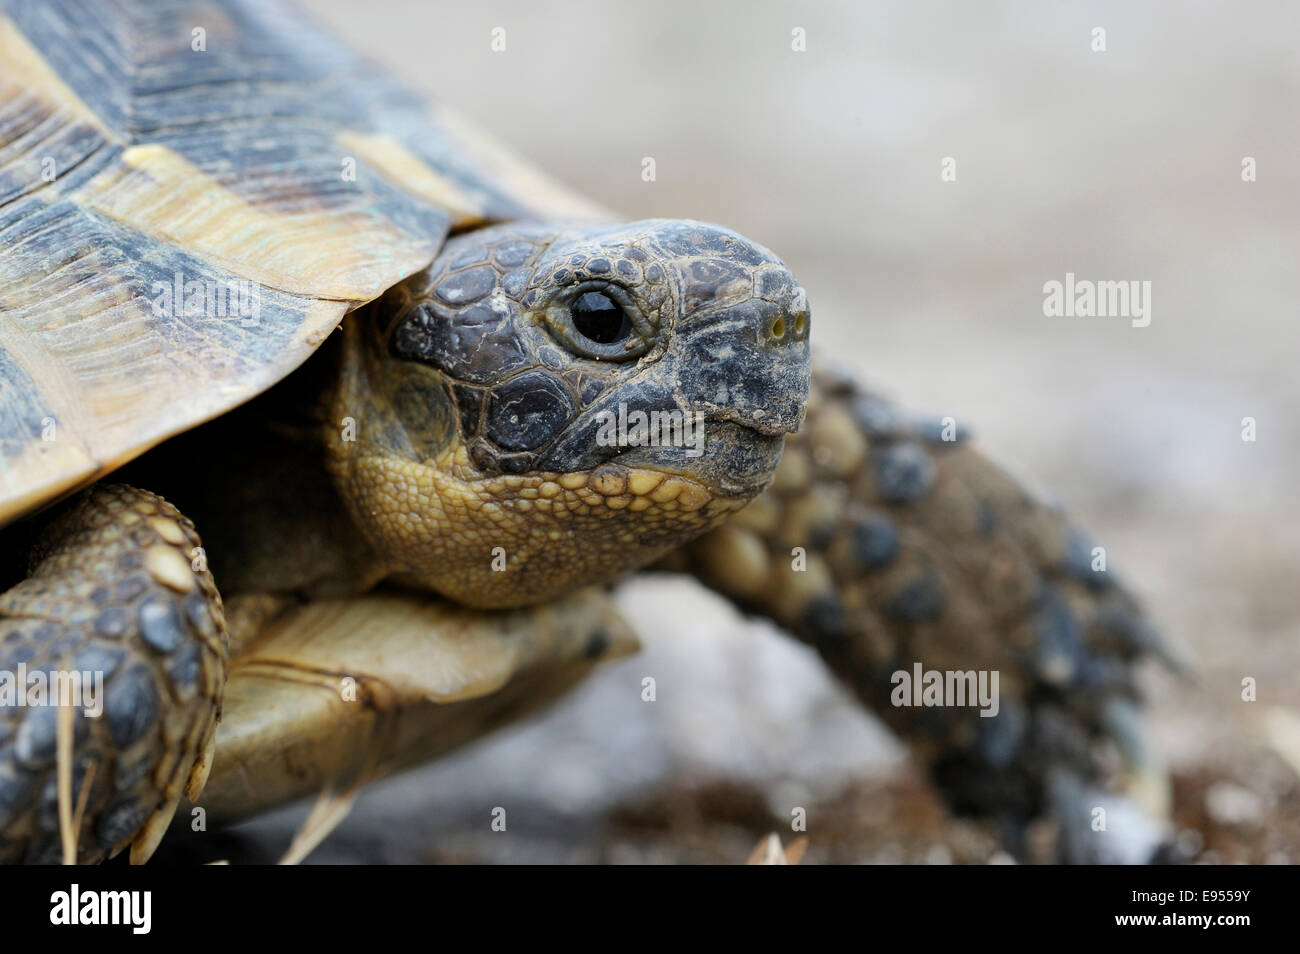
501, 268, 529, 300
452, 383, 485, 438
682, 259, 749, 311
578, 376, 607, 405
393, 301, 531, 386
469, 441, 498, 472
756, 266, 796, 300
493, 240, 535, 269
537, 346, 568, 371
499, 453, 535, 474
434, 266, 496, 305
390, 368, 456, 456
451, 245, 487, 269
650, 222, 772, 267
483, 371, 577, 452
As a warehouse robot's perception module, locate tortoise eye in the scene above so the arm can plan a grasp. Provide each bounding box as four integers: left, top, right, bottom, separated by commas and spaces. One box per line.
544, 283, 651, 361
570, 291, 632, 345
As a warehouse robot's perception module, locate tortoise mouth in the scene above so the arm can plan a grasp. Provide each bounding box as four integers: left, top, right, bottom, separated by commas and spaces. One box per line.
578, 420, 786, 500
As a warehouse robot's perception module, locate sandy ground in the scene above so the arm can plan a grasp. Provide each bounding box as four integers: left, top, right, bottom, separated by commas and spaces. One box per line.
184, 0, 1299, 863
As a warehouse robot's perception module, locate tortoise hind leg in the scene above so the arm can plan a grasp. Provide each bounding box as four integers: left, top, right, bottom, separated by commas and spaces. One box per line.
676, 366, 1174, 862
0, 485, 228, 864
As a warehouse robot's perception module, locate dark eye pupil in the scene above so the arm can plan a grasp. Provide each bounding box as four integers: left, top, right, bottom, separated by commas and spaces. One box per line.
571, 291, 630, 345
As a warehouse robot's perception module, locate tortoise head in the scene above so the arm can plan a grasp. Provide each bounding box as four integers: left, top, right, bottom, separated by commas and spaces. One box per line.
326, 219, 810, 608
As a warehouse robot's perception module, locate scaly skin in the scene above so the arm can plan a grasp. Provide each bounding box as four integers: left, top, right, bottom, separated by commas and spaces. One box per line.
0, 486, 226, 864
674, 366, 1172, 861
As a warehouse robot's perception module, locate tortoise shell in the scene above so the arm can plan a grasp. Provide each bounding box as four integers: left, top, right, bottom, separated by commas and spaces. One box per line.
0, 0, 603, 525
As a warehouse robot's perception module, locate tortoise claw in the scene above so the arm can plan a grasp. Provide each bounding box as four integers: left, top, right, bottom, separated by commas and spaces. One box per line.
130, 790, 181, 865
186, 728, 218, 804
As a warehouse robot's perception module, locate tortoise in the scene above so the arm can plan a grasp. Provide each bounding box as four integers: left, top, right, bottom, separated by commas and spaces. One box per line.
0, 0, 1174, 865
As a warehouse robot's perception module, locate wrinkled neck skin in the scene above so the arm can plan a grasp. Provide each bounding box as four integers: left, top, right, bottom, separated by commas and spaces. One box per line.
323, 314, 755, 609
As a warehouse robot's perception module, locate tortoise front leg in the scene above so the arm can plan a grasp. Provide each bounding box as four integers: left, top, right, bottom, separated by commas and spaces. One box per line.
0, 485, 227, 864
676, 366, 1175, 862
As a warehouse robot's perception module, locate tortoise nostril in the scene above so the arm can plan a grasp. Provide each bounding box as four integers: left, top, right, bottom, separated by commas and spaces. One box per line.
793, 313, 807, 337
770, 317, 786, 339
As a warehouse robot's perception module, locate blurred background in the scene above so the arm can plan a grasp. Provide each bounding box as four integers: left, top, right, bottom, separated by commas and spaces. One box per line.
194, 0, 1299, 862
